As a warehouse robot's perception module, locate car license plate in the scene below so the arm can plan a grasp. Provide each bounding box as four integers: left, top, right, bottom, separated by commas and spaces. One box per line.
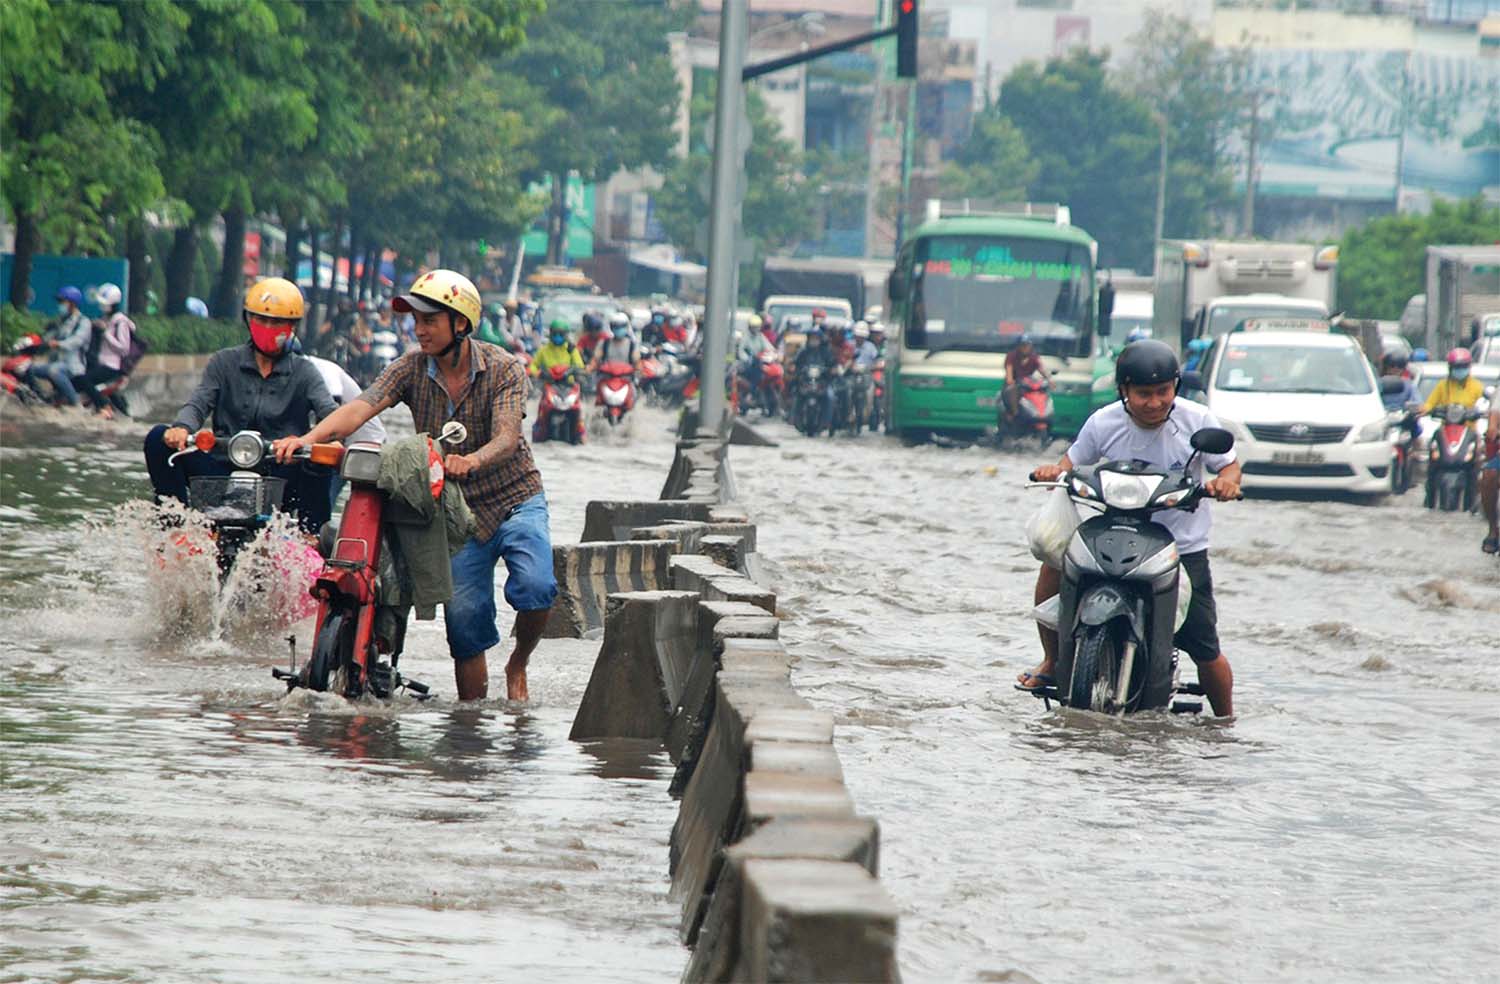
1271, 449, 1325, 464
976, 395, 999, 407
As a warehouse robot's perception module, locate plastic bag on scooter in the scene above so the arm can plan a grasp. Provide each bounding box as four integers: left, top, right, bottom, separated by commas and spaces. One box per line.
1026, 488, 1081, 570
1175, 569, 1193, 632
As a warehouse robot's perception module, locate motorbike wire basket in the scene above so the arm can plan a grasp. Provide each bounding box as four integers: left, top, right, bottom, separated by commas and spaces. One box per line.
188, 475, 287, 525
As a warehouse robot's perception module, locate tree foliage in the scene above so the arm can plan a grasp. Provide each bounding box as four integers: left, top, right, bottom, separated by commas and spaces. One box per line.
1338, 197, 1500, 321
937, 112, 1038, 204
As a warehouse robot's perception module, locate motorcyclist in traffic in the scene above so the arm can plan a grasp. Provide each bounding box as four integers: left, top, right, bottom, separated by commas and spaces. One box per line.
1421, 348, 1484, 421
25, 286, 92, 406
143, 277, 337, 534
1380, 352, 1422, 445
1182, 337, 1212, 373
530, 319, 586, 378
80, 283, 136, 419
868, 322, 887, 357
1482, 402, 1499, 554
852, 321, 879, 369
793, 324, 835, 431
1002, 333, 1044, 420
587, 313, 642, 373
1017, 340, 1243, 717
737, 314, 775, 392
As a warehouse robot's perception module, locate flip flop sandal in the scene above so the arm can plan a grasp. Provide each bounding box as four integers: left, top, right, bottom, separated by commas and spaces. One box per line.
1014, 672, 1056, 692
1483, 536, 1499, 555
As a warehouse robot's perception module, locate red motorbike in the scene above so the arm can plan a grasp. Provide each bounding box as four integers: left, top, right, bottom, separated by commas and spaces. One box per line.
2, 333, 46, 404
997, 370, 1055, 449
869, 357, 887, 432
752, 349, 785, 417
273, 421, 469, 699
595, 360, 637, 426
535, 365, 584, 444
1424, 403, 1483, 512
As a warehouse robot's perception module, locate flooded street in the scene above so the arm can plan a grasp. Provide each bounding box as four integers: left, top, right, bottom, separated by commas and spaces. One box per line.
5, 401, 1498, 983
733, 420, 1499, 984
0, 407, 688, 983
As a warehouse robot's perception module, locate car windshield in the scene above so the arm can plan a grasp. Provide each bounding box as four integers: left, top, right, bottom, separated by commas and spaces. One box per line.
1207, 304, 1328, 336
1216, 342, 1373, 394
904, 235, 1093, 357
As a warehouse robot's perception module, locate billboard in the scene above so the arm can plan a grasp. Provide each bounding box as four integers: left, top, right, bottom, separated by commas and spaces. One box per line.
521, 174, 595, 261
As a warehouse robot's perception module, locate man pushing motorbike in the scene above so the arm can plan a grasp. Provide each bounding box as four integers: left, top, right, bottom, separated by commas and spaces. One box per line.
1017, 340, 1243, 717
143, 277, 337, 534
272, 269, 556, 703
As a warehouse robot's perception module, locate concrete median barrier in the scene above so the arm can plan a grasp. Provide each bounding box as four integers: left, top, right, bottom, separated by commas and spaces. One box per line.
582, 499, 713, 543
738, 859, 900, 983
570, 590, 700, 741
670, 554, 775, 613
543, 540, 677, 638
667, 608, 782, 775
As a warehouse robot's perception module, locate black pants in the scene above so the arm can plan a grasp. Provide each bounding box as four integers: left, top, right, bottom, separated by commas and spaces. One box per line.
78, 365, 127, 413
143, 424, 333, 534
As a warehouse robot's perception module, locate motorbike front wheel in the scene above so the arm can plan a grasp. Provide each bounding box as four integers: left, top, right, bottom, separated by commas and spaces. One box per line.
1068, 623, 1123, 713
305, 610, 360, 698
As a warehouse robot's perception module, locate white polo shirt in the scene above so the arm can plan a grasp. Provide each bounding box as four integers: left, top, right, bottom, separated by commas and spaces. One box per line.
1066, 397, 1236, 554
305, 355, 387, 446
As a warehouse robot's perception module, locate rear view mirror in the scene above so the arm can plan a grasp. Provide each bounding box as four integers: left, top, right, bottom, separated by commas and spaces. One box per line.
1180, 370, 1205, 393
887, 270, 907, 302
1379, 377, 1406, 396
1097, 282, 1115, 337
1191, 427, 1234, 455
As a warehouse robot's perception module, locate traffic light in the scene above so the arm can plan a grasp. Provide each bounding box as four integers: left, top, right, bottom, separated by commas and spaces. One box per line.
895, 0, 918, 79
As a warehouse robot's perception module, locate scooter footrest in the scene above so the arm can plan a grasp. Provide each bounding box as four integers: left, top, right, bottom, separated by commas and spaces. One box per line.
271, 667, 298, 681
1177, 682, 1205, 696
1171, 699, 1203, 714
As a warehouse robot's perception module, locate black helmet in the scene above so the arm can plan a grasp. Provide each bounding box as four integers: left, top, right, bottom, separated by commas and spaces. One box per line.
1116, 339, 1180, 389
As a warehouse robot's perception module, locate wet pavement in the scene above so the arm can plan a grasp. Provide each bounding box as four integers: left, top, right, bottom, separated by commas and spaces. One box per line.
1, 406, 688, 983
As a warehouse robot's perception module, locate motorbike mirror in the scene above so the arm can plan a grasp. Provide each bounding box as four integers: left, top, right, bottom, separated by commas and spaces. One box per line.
1379, 376, 1407, 396
439, 420, 468, 445
1190, 427, 1235, 455
1180, 369, 1205, 393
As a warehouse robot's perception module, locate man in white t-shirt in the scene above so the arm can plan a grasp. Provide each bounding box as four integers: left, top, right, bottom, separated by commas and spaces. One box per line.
305, 353, 386, 511
1019, 340, 1243, 717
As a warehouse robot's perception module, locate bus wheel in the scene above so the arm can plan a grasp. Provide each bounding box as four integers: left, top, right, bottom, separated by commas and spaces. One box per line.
899, 428, 929, 446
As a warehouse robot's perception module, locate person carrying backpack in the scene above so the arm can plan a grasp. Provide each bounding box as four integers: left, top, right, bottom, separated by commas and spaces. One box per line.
81, 283, 140, 419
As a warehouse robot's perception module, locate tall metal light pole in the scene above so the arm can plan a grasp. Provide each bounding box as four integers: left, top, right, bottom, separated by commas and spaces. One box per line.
697, 0, 749, 436
1152, 109, 1168, 279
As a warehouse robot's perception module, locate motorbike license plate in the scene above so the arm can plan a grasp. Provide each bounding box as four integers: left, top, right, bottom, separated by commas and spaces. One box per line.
1271, 449, 1325, 464
976, 395, 999, 407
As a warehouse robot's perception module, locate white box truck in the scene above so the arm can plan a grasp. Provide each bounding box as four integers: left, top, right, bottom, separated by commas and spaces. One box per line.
1153, 240, 1340, 352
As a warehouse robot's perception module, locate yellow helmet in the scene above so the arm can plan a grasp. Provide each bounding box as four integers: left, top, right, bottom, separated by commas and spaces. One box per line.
395, 269, 482, 334
244, 277, 305, 320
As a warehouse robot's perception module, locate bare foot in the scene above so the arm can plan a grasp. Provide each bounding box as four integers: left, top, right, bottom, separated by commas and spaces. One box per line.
505, 658, 529, 702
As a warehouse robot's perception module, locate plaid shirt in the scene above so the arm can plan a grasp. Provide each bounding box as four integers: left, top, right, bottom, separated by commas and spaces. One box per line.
361, 341, 543, 542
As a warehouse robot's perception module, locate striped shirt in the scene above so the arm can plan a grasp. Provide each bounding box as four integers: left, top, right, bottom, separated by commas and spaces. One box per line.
360, 341, 543, 542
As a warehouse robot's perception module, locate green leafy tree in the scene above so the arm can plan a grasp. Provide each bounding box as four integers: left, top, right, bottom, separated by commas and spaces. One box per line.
655, 80, 816, 286
938, 111, 1038, 204
1117, 10, 1244, 245
998, 50, 1157, 270
496, 0, 685, 263
1338, 197, 1500, 321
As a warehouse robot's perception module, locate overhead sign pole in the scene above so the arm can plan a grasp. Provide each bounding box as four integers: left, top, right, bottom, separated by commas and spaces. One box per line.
697, 0, 749, 436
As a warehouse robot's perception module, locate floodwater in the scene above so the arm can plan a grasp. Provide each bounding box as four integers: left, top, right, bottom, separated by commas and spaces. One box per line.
0, 406, 688, 983
731, 420, 1500, 984
7, 397, 1498, 983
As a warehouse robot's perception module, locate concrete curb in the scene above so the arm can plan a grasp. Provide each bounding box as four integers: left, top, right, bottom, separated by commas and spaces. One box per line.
543, 540, 677, 638
565, 432, 899, 981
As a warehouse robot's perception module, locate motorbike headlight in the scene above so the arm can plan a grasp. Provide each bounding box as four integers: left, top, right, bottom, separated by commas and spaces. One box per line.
227, 431, 265, 470
1098, 471, 1162, 510
1357, 418, 1388, 443
340, 445, 381, 483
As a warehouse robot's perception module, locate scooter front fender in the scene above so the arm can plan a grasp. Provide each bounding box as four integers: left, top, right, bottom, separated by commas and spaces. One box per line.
1075, 583, 1141, 637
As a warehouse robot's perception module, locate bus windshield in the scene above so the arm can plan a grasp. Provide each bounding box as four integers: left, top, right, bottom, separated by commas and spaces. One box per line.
904, 235, 1093, 358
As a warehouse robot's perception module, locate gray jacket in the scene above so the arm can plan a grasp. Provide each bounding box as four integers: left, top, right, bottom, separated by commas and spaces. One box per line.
375, 434, 475, 621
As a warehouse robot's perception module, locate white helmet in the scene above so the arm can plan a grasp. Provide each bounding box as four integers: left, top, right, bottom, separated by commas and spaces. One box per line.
853, 320, 870, 339
97, 283, 123, 308
608, 310, 629, 328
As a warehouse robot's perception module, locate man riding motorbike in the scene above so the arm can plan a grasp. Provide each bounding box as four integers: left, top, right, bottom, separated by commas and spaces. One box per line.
1002, 333, 1044, 420
1017, 340, 1243, 717
1421, 348, 1484, 419
273, 269, 556, 703
1380, 352, 1422, 446
738, 314, 775, 392
531, 319, 586, 378
25, 286, 92, 406
793, 324, 835, 432
143, 277, 337, 534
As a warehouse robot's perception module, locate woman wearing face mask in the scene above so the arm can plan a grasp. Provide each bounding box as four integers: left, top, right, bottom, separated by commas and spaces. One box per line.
1421, 348, 1484, 421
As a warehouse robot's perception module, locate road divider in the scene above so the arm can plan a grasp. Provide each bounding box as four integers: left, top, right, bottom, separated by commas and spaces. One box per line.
567, 420, 899, 982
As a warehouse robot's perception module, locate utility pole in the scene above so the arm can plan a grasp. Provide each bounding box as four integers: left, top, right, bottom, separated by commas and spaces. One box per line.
1242, 89, 1263, 237
697, 0, 748, 436
1152, 110, 1168, 279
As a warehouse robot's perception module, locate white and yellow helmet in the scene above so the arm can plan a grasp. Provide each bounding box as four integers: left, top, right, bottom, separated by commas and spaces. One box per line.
393, 269, 482, 335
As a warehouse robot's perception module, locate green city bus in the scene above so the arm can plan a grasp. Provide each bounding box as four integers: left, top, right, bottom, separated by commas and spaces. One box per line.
884, 205, 1117, 441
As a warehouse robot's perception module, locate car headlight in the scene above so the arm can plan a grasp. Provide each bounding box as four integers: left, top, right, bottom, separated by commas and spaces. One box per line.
340, 445, 381, 483
227, 431, 266, 470
1218, 418, 1250, 442
1357, 418, 1388, 442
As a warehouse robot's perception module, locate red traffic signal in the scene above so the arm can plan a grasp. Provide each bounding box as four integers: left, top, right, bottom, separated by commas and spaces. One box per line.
896, 0, 918, 79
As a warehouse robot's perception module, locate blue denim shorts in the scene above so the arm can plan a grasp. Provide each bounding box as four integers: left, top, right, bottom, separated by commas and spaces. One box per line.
445, 493, 557, 661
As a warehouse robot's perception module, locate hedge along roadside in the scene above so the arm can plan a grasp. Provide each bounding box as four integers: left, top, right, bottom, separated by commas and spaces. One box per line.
1, 309, 242, 355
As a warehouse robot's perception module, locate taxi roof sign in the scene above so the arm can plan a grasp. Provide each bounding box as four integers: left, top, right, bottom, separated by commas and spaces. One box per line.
1235, 316, 1331, 333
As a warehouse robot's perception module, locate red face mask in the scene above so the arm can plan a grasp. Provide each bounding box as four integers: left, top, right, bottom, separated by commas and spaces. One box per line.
248, 314, 296, 356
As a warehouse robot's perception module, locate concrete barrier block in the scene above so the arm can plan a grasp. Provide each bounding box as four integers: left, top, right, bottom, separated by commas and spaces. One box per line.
583, 499, 712, 542
665, 601, 778, 768
661, 441, 727, 500
632, 522, 706, 554
729, 418, 778, 447
569, 590, 700, 741
738, 859, 900, 983
700, 535, 745, 573
741, 771, 856, 832
543, 540, 676, 638
718, 637, 791, 679
743, 707, 835, 746
683, 818, 882, 983
671, 555, 775, 614
746, 741, 844, 783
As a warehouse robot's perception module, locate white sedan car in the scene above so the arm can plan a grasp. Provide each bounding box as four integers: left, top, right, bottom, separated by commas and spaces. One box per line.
1191, 330, 1397, 496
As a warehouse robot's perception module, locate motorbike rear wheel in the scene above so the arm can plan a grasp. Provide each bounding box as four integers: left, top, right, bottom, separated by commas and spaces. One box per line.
1069, 622, 1123, 712
305, 610, 361, 698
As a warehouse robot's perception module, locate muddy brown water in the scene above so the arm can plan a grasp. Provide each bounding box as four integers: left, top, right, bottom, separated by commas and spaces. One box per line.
4, 406, 1498, 983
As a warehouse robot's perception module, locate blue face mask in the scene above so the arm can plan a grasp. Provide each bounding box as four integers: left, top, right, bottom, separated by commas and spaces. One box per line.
57, 302, 70, 316
551, 332, 567, 346
613, 328, 628, 339
1452, 367, 1470, 382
